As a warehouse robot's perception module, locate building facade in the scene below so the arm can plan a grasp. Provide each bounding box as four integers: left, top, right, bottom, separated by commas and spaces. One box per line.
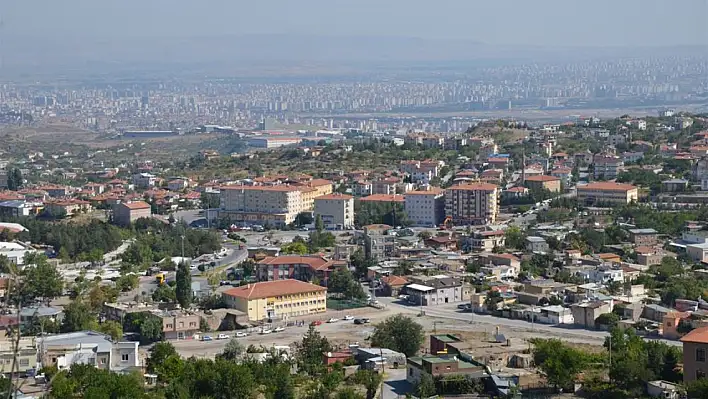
576, 182, 638, 205
113, 201, 152, 226
404, 188, 445, 227
445, 183, 498, 226
524, 175, 561, 193
221, 279, 327, 321
219, 185, 305, 227
314, 193, 354, 229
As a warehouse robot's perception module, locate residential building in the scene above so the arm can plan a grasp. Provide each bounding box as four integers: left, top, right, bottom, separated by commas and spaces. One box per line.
593, 156, 623, 180
219, 185, 305, 228
0, 200, 35, 218
687, 243, 708, 263
380, 275, 409, 296
681, 326, 708, 382
576, 182, 638, 205
0, 241, 39, 266
351, 180, 373, 197
580, 266, 624, 284
405, 275, 467, 306
44, 200, 91, 217
292, 179, 334, 210
646, 381, 679, 399
550, 167, 573, 185
363, 224, 397, 260
525, 236, 549, 253
628, 228, 659, 245
161, 311, 201, 340
167, 179, 189, 191
38, 331, 140, 372
0, 339, 37, 375
255, 255, 346, 284
314, 193, 354, 230
221, 279, 327, 321
0, 170, 6, 189
524, 175, 561, 193
570, 301, 611, 328
132, 173, 157, 188
661, 179, 688, 192
445, 183, 499, 226
113, 201, 152, 226
464, 229, 506, 252
404, 188, 445, 227
407, 354, 487, 385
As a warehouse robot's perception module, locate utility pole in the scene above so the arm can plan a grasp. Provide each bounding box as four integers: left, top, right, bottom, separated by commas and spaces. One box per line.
181, 235, 185, 259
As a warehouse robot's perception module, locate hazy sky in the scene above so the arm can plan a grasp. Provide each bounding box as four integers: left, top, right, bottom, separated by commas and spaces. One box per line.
4, 0, 708, 47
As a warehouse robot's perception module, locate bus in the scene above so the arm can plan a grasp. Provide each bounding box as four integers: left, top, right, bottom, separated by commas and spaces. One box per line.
155, 273, 166, 285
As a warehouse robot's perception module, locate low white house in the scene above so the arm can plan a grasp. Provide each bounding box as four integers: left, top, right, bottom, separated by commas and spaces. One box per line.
0, 241, 39, 266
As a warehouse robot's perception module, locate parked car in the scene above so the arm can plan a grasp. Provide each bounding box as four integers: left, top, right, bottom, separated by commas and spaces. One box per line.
260, 328, 272, 335
273, 326, 285, 332
235, 332, 248, 338
343, 315, 354, 321
310, 320, 323, 326
327, 318, 339, 323
217, 334, 230, 340
457, 304, 469, 310
354, 318, 370, 325
201, 335, 213, 341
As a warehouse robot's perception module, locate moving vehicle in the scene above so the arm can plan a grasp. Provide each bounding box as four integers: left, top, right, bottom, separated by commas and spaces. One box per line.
155, 273, 166, 285
201, 335, 213, 341
259, 328, 272, 335
354, 318, 370, 325
273, 326, 285, 332
217, 334, 230, 340
235, 332, 248, 338
343, 315, 354, 321
310, 320, 323, 326
327, 318, 339, 323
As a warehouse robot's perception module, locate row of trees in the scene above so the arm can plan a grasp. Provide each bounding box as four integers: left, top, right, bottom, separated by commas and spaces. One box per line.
121, 218, 221, 267
354, 201, 411, 228
0, 217, 125, 261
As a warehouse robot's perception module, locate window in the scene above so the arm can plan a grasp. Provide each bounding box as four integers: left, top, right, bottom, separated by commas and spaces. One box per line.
19, 359, 29, 367
122, 354, 129, 362
697, 348, 706, 362
698, 370, 707, 380
166, 324, 173, 329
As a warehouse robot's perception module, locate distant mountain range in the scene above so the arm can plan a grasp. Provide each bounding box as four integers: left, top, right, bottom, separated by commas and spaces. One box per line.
1, 34, 706, 77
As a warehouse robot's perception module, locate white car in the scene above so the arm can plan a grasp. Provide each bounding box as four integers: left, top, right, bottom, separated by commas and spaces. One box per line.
260, 328, 272, 335
235, 332, 248, 338
327, 318, 339, 323
273, 326, 285, 332
343, 315, 354, 321
217, 334, 230, 340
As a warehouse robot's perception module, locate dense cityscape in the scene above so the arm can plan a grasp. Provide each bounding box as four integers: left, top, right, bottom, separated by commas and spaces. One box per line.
1, 1, 708, 399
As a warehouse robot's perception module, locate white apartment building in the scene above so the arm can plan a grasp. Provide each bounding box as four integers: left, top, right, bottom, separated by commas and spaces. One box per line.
314, 193, 354, 229
0, 169, 6, 189
131, 173, 157, 188
404, 188, 445, 227
444, 183, 499, 226
219, 185, 305, 227
593, 156, 623, 180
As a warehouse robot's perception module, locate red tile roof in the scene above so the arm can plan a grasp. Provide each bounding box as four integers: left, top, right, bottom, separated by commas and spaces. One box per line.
680, 326, 708, 344
447, 183, 498, 192
121, 201, 151, 210
382, 275, 409, 287
525, 175, 560, 182
315, 193, 354, 200
578, 182, 637, 192
222, 279, 326, 300
359, 194, 405, 203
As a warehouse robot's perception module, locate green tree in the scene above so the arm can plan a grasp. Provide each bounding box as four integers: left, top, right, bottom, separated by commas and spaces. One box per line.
504, 226, 525, 250
147, 341, 178, 373
61, 301, 98, 333
98, 320, 123, 341
21, 255, 64, 304
353, 370, 383, 399
50, 364, 149, 399
370, 314, 424, 357
295, 325, 332, 375
139, 315, 164, 343
280, 241, 309, 255
221, 338, 245, 362
686, 378, 708, 398
152, 284, 176, 303
7, 168, 22, 191
415, 373, 436, 398
175, 261, 193, 309
315, 214, 325, 232
531, 339, 587, 390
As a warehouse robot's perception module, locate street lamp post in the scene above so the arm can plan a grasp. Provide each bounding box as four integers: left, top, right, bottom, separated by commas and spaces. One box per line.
181, 235, 185, 259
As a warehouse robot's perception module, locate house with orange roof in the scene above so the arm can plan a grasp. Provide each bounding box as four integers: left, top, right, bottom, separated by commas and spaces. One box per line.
359, 194, 405, 204
524, 175, 561, 193
680, 326, 708, 382
577, 182, 638, 205
44, 199, 92, 217
221, 279, 327, 321
255, 255, 346, 284
113, 201, 152, 226
381, 275, 409, 296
